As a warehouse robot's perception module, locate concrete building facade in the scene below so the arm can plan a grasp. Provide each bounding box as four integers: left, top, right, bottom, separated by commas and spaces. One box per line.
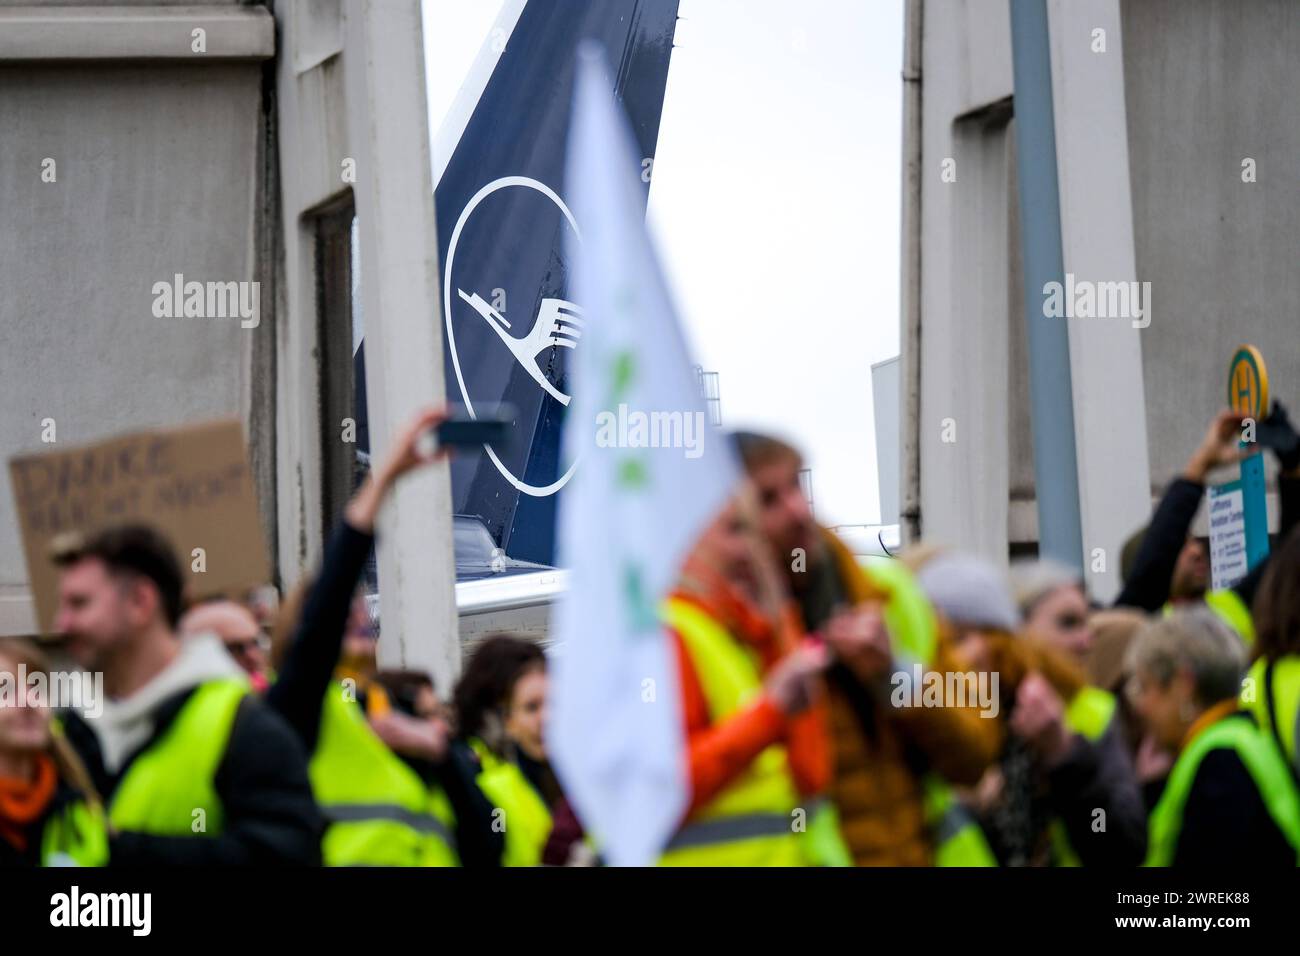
902, 0, 1299, 601
0, 1, 459, 688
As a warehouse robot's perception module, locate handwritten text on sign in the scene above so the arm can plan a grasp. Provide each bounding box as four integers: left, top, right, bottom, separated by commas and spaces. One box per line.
7, 420, 269, 634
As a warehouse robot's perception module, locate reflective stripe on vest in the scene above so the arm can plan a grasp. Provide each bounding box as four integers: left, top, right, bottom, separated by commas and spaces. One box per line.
1243, 655, 1300, 783
1145, 712, 1300, 866
1163, 590, 1255, 647
929, 797, 967, 846
310, 685, 459, 867
923, 775, 997, 866
322, 803, 454, 844
41, 799, 109, 867
664, 812, 793, 850
469, 737, 554, 867
108, 678, 247, 836
660, 598, 826, 866
663, 797, 849, 866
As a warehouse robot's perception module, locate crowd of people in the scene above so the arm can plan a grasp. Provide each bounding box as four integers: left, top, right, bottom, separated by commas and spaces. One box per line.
2, 402, 1299, 867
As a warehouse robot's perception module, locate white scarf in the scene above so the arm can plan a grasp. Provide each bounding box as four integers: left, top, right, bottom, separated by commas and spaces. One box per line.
79, 633, 247, 775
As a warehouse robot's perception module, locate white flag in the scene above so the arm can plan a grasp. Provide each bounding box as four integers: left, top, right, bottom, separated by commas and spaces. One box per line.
549, 44, 740, 867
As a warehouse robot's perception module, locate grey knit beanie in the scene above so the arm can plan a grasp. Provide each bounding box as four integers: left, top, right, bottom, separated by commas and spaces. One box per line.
917, 552, 1021, 633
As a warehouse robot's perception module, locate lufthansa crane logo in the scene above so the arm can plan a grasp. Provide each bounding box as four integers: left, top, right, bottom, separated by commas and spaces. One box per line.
444, 176, 582, 497
457, 290, 584, 406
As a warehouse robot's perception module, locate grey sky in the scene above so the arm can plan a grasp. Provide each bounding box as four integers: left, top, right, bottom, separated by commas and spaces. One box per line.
422, 0, 901, 526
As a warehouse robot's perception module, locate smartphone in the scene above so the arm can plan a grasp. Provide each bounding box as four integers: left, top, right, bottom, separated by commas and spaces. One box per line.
434, 404, 516, 449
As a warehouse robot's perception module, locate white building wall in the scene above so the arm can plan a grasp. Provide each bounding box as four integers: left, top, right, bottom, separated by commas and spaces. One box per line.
906, 0, 1293, 596
913, 0, 1015, 561
872, 356, 900, 524
0, 2, 274, 634
1121, 0, 1300, 503
275, 0, 458, 687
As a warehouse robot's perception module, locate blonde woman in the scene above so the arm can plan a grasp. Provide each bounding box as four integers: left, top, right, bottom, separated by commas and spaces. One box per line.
0, 639, 107, 866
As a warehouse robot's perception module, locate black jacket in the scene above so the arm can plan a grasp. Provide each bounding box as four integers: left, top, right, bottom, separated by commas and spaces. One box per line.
0, 779, 87, 868
1115, 474, 1300, 612
1045, 720, 1147, 866
266, 519, 504, 867
265, 521, 374, 756
1151, 714, 1297, 867
61, 690, 322, 866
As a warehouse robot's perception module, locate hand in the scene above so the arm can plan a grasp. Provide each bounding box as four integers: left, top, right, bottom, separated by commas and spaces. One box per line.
369, 711, 450, 762
967, 765, 1005, 815
1009, 673, 1071, 763
822, 604, 892, 682
345, 407, 450, 532
1135, 733, 1175, 784
764, 640, 829, 715
1257, 399, 1300, 475
1183, 409, 1248, 482
374, 406, 451, 486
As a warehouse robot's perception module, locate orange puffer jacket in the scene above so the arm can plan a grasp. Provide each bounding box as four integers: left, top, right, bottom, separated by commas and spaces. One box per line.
816, 531, 1003, 866
669, 573, 832, 819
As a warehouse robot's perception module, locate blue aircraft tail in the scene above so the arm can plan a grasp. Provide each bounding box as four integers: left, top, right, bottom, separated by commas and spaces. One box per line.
433, 0, 680, 567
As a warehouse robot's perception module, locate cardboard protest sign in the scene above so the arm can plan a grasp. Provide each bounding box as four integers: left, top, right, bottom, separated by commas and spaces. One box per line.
8, 419, 270, 634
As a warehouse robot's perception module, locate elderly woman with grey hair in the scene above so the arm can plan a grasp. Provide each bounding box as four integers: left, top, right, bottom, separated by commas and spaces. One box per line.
1128, 610, 1300, 865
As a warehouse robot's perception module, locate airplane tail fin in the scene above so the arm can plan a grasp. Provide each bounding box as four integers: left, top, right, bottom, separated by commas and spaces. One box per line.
434, 0, 681, 567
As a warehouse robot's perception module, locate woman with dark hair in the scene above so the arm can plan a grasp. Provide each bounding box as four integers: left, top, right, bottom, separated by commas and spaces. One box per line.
0, 639, 107, 867
454, 635, 585, 865
1246, 525, 1300, 781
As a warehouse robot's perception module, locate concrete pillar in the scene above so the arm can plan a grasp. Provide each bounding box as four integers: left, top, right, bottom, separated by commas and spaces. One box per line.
343, 0, 460, 687
1047, 0, 1151, 601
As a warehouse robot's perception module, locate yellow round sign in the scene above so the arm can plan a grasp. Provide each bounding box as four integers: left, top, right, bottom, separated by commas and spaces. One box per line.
1227, 344, 1270, 419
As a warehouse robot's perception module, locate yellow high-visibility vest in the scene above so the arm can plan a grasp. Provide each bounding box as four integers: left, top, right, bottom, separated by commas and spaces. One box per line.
108, 679, 247, 837
1242, 655, 1300, 782
40, 799, 109, 867
1163, 590, 1255, 647
659, 597, 848, 866
1145, 712, 1300, 866
469, 737, 554, 867
310, 685, 459, 867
